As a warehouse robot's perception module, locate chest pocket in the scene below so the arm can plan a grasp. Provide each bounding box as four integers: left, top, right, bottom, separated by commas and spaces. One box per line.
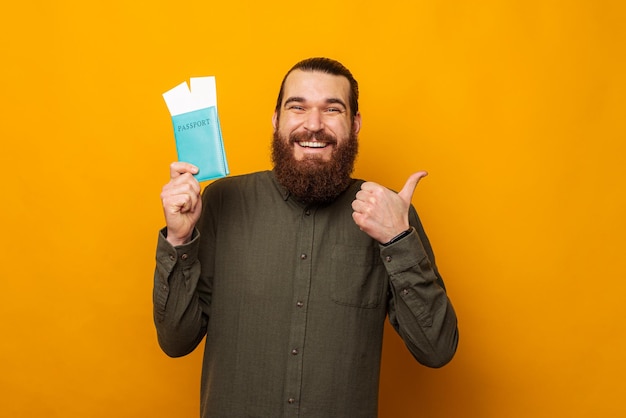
330, 244, 386, 308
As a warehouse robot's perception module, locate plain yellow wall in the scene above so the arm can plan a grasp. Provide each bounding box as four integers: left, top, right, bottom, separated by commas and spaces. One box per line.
2, 0, 625, 417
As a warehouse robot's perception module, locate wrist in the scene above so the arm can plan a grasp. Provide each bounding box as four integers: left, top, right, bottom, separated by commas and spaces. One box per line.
381, 227, 412, 246
165, 228, 193, 246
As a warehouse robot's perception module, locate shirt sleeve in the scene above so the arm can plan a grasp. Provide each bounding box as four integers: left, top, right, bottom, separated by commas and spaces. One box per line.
153, 227, 208, 357
381, 208, 459, 368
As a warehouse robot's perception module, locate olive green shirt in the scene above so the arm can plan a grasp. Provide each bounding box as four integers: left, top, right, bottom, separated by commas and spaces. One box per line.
154, 170, 458, 418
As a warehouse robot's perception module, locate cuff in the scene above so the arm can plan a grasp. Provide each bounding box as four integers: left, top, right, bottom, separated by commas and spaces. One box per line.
379, 227, 428, 275
156, 227, 200, 271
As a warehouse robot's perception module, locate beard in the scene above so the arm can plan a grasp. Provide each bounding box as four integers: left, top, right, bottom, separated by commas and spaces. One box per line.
271, 129, 359, 205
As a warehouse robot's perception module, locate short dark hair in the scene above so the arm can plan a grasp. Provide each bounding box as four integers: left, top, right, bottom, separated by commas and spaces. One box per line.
274, 57, 359, 120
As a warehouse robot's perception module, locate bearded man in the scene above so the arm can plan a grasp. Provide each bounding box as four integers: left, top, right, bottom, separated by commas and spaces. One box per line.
154, 57, 458, 418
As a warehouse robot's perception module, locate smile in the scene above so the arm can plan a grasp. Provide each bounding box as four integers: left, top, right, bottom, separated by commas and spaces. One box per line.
297, 141, 329, 148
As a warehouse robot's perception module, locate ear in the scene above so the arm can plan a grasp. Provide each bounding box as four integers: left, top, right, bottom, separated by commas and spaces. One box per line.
272, 111, 278, 130
352, 112, 362, 135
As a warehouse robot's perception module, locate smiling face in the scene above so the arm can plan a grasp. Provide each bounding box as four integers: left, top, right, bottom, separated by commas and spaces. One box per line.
272, 69, 361, 162
271, 69, 362, 204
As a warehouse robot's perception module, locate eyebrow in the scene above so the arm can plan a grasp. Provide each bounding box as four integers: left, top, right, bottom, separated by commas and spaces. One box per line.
284, 96, 348, 109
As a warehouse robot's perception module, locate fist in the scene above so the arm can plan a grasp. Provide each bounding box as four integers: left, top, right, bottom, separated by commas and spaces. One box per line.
160, 162, 202, 246
352, 172, 427, 243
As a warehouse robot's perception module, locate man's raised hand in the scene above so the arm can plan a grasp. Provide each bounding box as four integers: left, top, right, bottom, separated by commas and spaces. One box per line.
160, 162, 202, 246
351, 171, 428, 244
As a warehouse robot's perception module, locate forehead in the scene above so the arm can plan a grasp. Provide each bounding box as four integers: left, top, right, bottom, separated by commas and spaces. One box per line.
282, 70, 351, 104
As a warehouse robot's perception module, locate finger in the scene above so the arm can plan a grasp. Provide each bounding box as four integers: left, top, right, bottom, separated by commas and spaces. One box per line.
352, 211, 369, 230
166, 190, 199, 216
163, 175, 201, 200
351, 198, 369, 214
397, 171, 428, 204
183, 186, 201, 212
351, 211, 363, 227
170, 161, 199, 179
354, 189, 373, 204
173, 173, 201, 195
162, 181, 201, 212
359, 181, 381, 192
178, 194, 195, 213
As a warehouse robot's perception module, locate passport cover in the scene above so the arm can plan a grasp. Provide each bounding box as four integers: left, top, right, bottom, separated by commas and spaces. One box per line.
171, 106, 229, 182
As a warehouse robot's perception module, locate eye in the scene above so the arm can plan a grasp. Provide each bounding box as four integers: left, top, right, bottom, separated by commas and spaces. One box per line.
325, 107, 344, 114
287, 104, 305, 112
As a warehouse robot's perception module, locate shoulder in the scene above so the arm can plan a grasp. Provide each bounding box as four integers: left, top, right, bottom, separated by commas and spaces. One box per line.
204, 171, 272, 193
201, 171, 283, 207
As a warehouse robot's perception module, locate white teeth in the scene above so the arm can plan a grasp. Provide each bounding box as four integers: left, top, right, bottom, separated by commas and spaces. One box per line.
298, 141, 327, 148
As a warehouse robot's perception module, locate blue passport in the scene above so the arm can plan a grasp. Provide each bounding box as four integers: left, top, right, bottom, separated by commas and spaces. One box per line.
171, 106, 229, 182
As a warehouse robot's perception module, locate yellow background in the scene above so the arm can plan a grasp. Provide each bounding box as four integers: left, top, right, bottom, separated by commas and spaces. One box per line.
2, 0, 625, 417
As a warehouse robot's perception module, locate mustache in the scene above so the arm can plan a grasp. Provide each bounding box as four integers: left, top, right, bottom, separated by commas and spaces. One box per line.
289, 130, 337, 145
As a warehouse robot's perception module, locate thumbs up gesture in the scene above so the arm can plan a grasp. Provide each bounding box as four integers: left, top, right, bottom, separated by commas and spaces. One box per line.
351, 171, 428, 244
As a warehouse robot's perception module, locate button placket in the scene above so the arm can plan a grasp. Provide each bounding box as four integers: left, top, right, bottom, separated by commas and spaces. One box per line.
283, 205, 315, 413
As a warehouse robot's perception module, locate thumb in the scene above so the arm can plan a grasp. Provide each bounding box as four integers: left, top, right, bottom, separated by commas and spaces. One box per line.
398, 171, 428, 204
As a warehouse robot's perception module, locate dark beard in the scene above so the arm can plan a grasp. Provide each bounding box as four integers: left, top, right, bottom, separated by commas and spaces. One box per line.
271, 129, 358, 205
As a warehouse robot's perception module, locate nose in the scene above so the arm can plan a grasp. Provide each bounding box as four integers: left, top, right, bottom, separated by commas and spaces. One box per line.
304, 108, 324, 132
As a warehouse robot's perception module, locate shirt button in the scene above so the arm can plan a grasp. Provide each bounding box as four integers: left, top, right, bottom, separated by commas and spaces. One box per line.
181, 253, 188, 261
304, 210, 311, 216
402, 288, 410, 296
291, 348, 299, 355
300, 253, 307, 260
169, 255, 175, 261
288, 398, 296, 404
296, 301, 304, 308
385, 255, 392, 262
